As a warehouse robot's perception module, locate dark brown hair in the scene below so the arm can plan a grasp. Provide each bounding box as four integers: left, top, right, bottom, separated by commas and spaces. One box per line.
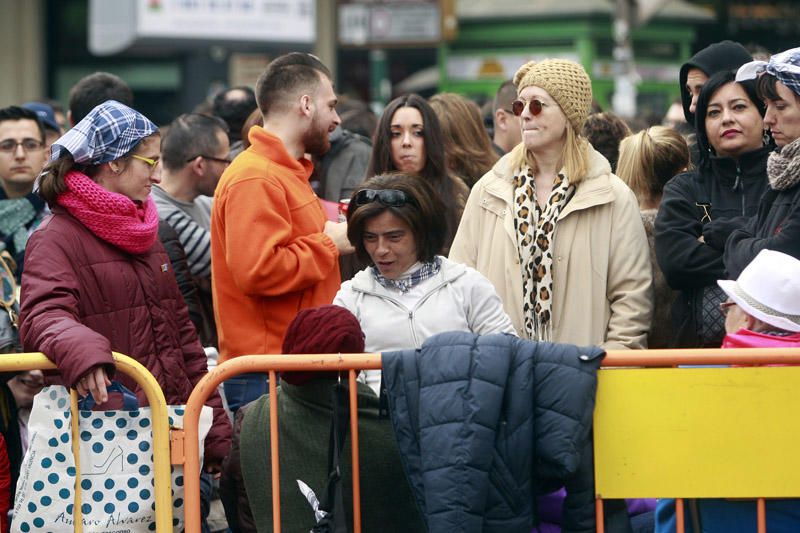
161, 113, 228, 172
255, 52, 331, 117
367, 94, 460, 242
581, 112, 632, 172
0, 106, 45, 142
241, 108, 263, 150
757, 72, 800, 102
346, 173, 446, 265
68, 72, 133, 124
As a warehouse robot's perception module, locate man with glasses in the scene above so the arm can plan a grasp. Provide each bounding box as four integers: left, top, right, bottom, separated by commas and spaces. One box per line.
211, 52, 353, 415
491, 79, 522, 156
0, 106, 48, 279
154, 113, 231, 347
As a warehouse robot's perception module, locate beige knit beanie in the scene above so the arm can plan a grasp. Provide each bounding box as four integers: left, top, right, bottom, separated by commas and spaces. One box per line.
513, 59, 593, 133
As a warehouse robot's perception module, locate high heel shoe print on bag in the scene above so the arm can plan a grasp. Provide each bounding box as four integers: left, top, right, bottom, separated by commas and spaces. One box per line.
84, 445, 124, 476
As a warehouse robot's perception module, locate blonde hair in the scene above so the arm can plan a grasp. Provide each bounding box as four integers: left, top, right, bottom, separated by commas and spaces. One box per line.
508, 120, 590, 185
616, 126, 690, 206
510, 59, 593, 183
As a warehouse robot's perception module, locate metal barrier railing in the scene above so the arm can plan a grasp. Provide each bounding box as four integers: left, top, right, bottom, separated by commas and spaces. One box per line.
595, 347, 800, 533
2, 352, 173, 532
181, 353, 382, 533
180, 348, 800, 533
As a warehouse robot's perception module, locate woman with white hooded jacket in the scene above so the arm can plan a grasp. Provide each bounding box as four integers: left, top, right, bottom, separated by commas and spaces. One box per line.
334, 172, 515, 395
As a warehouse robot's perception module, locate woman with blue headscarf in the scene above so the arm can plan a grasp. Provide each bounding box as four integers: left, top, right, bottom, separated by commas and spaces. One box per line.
18, 100, 231, 471
726, 47, 800, 278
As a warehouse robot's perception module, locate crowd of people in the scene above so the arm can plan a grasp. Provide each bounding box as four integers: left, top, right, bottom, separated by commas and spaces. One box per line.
0, 40, 796, 532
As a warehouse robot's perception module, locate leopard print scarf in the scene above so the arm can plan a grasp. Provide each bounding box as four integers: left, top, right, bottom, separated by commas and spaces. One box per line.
513, 167, 574, 341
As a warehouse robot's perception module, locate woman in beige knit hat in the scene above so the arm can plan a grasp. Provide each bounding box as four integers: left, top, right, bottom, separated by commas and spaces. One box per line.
450, 59, 653, 350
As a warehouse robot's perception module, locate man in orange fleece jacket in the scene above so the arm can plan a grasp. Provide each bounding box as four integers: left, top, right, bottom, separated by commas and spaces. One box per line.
211, 52, 353, 412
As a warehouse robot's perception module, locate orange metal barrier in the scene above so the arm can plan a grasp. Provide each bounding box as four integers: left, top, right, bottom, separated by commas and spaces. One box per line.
181, 348, 800, 533
181, 353, 382, 533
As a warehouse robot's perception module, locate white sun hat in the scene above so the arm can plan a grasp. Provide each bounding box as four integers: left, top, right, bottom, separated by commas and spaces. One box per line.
717, 249, 800, 332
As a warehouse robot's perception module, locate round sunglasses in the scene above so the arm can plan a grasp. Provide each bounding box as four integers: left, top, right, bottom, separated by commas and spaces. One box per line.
511, 98, 548, 117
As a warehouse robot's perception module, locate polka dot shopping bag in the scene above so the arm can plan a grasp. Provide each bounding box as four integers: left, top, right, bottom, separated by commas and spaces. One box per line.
11, 384, 211, 533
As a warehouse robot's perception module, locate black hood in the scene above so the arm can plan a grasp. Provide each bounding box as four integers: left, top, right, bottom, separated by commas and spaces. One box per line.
679, 41, 753, 123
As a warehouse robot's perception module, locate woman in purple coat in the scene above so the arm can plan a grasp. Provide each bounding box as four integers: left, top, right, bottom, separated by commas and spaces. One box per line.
18, 100, 230, 469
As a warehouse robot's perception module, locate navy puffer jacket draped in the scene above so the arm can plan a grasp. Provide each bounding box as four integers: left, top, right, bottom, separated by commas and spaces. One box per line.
382, 331, 606, 533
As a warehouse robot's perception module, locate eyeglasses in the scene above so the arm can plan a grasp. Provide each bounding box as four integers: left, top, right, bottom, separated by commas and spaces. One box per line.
511, 99, 548, 117
719, 301, 736, 317
131, 154, 159, 171
353, 189, 415, 208
186, 155, 231, 166
0, 138, 44, 153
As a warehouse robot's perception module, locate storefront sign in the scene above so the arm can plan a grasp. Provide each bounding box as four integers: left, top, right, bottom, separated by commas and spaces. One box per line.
90, 0, 315, 55
339, 0, 442, 46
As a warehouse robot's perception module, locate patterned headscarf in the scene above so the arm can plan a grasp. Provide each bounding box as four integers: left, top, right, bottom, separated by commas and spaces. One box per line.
736, 47, 800, 97
50, 100, 158, 164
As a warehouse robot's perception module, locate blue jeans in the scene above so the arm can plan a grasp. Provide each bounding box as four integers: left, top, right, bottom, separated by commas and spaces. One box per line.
200, 471, 213, 533
656, 498, 800, 533
222, 373, 268, 414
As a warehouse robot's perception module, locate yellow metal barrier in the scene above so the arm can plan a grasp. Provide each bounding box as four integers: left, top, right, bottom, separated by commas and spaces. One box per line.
2, 352, 173, 532
595, 347, 800, 533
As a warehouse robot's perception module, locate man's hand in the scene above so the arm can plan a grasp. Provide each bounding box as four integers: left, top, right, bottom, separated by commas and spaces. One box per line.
324, 221, 355, 255
75, 366, 112, 404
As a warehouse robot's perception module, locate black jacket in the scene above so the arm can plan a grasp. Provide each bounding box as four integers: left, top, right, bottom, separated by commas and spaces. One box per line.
725, 181, 800, 278
654, 146, 770, 347
382, 331, 629, 533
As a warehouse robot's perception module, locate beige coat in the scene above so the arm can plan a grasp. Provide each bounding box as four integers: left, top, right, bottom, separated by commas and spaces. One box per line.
450, 147, 653, 350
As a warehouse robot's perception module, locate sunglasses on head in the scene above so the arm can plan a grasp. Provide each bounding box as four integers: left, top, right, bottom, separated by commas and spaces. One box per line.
511, 98, 547, 117
353, 189, 414, 208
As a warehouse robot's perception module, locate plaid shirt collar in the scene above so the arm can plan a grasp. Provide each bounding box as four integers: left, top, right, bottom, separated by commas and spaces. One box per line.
372, 257, 442, 293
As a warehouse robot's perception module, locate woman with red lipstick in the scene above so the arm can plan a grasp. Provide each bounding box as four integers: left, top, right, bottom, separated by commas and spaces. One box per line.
334, 172, 515, 395
366, 94, 468, 255
655, 70, 772, 348
725, 47, 800, 278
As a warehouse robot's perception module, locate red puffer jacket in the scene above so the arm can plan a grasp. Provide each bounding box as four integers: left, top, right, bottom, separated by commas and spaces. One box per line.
19, 207, 230, 463
0, 433, 8, 532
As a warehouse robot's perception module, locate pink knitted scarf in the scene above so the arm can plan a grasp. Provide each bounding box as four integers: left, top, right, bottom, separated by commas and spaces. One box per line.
57, 171, 159, 254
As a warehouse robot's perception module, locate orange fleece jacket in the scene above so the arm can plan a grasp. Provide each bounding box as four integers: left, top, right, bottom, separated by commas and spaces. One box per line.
211, 127, 341, 361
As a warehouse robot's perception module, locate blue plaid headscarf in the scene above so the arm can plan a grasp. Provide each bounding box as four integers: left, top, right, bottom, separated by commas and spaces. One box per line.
736, 47, 800, 97
50, 100, 158, 165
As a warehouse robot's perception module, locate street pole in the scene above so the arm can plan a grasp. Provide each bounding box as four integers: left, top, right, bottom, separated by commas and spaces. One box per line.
612, 0, 637, 119
369, 48, 391, 115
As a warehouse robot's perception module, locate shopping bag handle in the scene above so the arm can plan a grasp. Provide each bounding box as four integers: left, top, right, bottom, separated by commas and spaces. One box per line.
78, 381, 140, 411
